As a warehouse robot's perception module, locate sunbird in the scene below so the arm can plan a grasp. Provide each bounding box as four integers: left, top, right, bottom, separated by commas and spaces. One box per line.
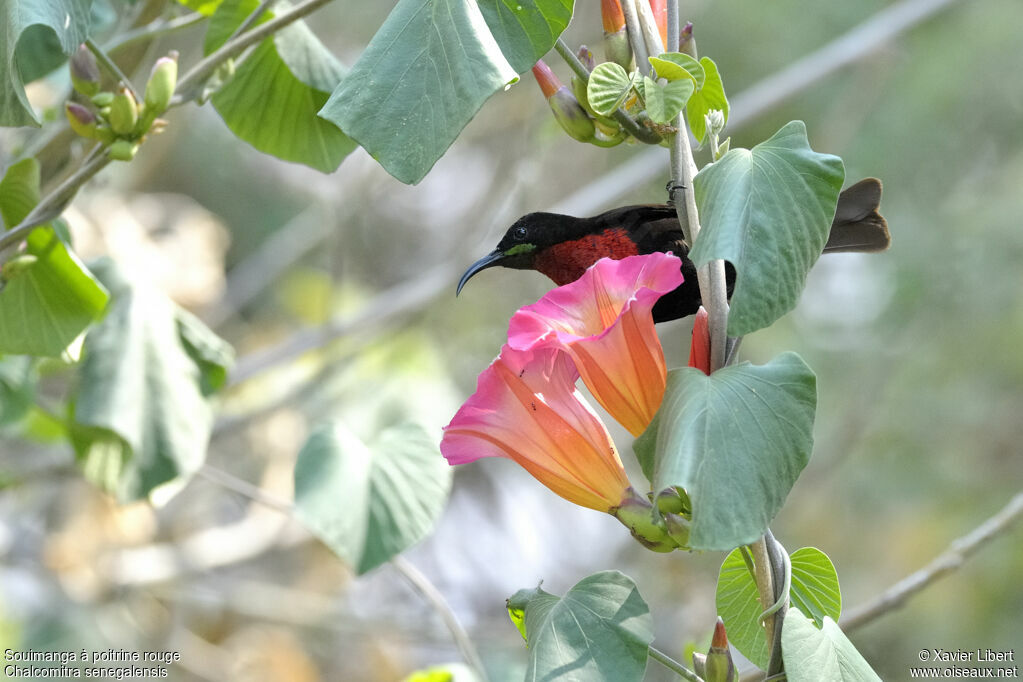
458, 178, 890, 323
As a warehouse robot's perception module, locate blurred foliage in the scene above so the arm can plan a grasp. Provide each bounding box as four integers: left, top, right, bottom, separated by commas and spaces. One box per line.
1, 0, 1021, 680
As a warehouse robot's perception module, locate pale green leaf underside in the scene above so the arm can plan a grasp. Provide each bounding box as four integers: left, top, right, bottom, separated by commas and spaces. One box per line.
782, 609, 882, 682
319, 0, 572, 184
790, 546, 842, 627
685, 56, 727, 144
715, 548, 770, 670
70, 261, 230, 501
1, 0, 92, 126
513, 571, 654, 682
690, 120, 845, 335
652, 353, 817, 550
294, 422, 451, 574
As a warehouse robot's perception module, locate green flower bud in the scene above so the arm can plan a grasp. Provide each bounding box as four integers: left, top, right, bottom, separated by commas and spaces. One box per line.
613, 494, 674, 552
91, 91, 115, 107
656, 487, 685, 515
664, 513, 690, 548
549, 90, 596, 142
603, 27, 634, 71
108, 86, 139, 136
144, 52, 178, 115
1, 254, 39, 281
70, 44, 101, 96
679, 22, 697, 59
65, 101, 98, 139
108, 139, 139, 161
704, 618, 737, 682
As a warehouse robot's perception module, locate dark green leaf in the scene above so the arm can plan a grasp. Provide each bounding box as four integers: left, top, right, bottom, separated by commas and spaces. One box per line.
690, 120, 845, 335
782, 609, 881, 682
509, 571, 654, 682
206, 0, 355, 172
0, 356, 35, 426
790, 547, 842, 628
648, 52, 704, 87
294, 422, 451, 574
715, 547, 769, 670
651, 353, 817, 550
0, 159, 109, 357
1, 0, 92, 126
641, 75, 693, 124
69, 260, 231, 501
320, 0, 572, 184
685, 56, 727, 144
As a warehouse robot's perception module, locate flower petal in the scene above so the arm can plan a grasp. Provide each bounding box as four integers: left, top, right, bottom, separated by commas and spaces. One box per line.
507, 253, 683, 435
441, 345, 630, 511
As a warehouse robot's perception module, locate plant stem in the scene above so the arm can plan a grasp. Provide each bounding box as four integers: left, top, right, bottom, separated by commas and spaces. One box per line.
553, 38, 661, 145
85, 38, 139, 100
172, 0, 335, 105
649, 645, 704, 681
750, 537, 776, 653
0, 152, 110, 254
621, 0, 652, 76
763, 530, 790, 678
108, 12, 208, 52
226, 0, 278, 42
198, 464, 490, 681
392, 556, 491, 682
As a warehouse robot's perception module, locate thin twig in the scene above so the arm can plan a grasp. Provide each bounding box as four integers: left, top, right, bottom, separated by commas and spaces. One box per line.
841, 491, 1023, 632
107, 12, 208, 52
553, 38, 661, 145
649, 645, 705, 681
621, 0, 652, 77
0, 153, 110, 253
226, 0, 278, 42
85, 38, 140, 100
392, 555, 491, 682
196, 463, 490, 680
763, 530, 790, 678
750, 537, 775, 653
172, 0, 334, 104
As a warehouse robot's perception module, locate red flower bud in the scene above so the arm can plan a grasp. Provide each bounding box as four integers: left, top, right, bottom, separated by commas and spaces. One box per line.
532, 61, 595, 142
688, 306, 711, 375
601, 0, 626, 33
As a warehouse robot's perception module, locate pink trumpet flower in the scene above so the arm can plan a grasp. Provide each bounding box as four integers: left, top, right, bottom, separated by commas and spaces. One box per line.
507, 253, 683, 436
441, 345, 631, 512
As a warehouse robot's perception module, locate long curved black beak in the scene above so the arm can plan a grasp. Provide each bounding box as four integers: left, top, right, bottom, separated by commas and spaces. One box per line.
456, 249, 506, 296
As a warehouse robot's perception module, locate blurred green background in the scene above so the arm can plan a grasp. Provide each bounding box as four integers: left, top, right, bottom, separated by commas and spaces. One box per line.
2, 0, 1021, 680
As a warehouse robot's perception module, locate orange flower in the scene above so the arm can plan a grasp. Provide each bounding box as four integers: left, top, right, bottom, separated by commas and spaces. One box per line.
507, 253, 683, 436
441, 345, 630, 512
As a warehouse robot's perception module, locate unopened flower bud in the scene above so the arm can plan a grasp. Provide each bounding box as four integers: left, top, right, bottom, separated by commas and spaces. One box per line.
91, 91, 115, 107
692, 653, 707, 679
704, 618, 737, 682
107, 139, 139, 161
65, 101, 98, 139
655, 487, 685, 515
613, 493, 674, 552
706, 109, 725, 136
144, 52, 178, 115
70, 44, 101, 96
601, 0, 634, 70
648, 0, 667, 49
108, 86, 139, 136
679, 22, 697, 59
577, 45, 596, 72
532, 61, 595, 143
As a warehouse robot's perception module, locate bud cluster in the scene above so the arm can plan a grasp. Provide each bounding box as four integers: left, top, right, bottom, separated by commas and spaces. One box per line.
533, 0, 699, 148
611, 486, 692, 552
65, 45, 178, 162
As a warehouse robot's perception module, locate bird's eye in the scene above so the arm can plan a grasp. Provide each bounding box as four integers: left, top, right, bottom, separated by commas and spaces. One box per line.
514, 225, 528, 239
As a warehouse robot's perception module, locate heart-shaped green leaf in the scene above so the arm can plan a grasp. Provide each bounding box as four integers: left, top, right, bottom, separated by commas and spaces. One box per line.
691, 120, 845, 335
648, 52, 704, 87
1, 0, 91, 126
716, 547, 770, 670
319, 0, 572, 185
685, 56, 728, 143
782, 609, 881, 682
651, 353, 817, 550
0, 159, 109, 358
205, 0, 355, 172
507, 571, 654, 682
294, 422, 451, 574
641, 75, 694, 124
790, 547, 842, 628
587, 61, 635, 117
